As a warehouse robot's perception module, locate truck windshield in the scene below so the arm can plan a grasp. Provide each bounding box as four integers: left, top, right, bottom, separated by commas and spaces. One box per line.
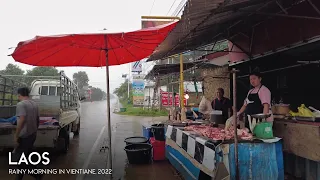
40, 86, 60, 96
49, 86, 56, 96
41, 86, 49, 95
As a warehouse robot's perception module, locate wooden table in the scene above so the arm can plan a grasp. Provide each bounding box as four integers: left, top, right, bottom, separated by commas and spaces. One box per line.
273, 119, 320, 161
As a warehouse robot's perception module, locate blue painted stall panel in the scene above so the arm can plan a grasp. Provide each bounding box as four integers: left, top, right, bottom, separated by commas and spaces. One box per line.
225, 141, 284, 180
166, 145, 200, 180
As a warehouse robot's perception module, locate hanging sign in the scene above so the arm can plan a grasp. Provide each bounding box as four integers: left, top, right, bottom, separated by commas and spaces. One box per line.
131, 61, 142, 72
132, 74, 145, 106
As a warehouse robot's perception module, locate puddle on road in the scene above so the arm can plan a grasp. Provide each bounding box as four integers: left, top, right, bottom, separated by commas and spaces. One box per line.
121, 160, 182, 180
0, 109, 181, 180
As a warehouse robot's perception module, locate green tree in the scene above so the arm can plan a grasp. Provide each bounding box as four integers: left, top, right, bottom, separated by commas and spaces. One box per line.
90, 87, 105, 101
0, 64, 25, 83
25, 67, 60, 86
113, 79, 133, 103
73, 71, 89, 89
0, 64, 26, 105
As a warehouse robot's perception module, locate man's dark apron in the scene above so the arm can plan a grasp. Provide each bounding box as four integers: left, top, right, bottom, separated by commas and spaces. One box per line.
244, 85, 264, 131
212, 98, 228, 122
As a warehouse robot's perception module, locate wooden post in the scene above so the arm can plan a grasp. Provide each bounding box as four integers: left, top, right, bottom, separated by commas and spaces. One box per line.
180, 54, 186, 121
231, 68, 239, 180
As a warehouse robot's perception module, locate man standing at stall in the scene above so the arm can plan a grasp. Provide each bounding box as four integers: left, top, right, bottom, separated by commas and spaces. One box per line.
211, 88, 232, 123
237, 71, 273, 131
14, 87, 42, 180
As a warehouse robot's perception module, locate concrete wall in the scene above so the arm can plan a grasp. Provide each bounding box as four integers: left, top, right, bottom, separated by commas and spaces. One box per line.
201, 66, 230, 101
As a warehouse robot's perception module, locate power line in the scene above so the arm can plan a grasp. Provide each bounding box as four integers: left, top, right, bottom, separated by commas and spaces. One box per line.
175, 3, 186, 16
167, 0, 178, 15
172, 0, 186, 16
149, 0, 156, 15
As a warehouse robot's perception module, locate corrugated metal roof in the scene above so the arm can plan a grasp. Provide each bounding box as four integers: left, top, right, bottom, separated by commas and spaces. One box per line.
184, 81, 202, 92
207, 54, 229, 66
148, 0, 277, 61
145, 62, 202, 79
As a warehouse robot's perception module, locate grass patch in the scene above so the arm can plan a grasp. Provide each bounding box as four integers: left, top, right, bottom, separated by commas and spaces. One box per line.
116, 100, 168, 117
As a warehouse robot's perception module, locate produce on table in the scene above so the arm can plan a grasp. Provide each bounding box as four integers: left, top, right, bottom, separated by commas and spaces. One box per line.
184, 125, 253, 141
289, 104, 314, 117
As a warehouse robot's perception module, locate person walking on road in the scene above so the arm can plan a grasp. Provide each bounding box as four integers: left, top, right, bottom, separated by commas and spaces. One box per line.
14, 87, 42, 180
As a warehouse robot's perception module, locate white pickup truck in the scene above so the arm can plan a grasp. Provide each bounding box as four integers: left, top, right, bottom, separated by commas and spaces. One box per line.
0, 72, 83, 153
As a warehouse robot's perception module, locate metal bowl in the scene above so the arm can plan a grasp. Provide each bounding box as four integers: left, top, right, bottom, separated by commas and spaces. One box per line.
250, 113, 271, 119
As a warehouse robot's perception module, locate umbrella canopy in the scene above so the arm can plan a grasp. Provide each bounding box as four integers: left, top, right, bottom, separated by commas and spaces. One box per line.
11, 21, 177, 66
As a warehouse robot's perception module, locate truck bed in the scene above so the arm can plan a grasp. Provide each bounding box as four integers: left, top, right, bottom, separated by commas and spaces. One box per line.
0, 106, 16, 120
0, 123, 60, 148
0, 123, 59, 130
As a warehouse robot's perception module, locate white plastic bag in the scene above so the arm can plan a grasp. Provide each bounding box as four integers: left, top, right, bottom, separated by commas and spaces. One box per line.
225, 115, 240, 131
198, 96, 212, 114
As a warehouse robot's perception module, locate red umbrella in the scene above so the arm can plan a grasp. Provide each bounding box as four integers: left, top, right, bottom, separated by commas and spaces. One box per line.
11, 22, 177, 67
9, 21, 177, 172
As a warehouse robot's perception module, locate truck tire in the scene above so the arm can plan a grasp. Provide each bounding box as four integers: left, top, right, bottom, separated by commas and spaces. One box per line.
57, 127, 70, 154
73, 119, 80, 136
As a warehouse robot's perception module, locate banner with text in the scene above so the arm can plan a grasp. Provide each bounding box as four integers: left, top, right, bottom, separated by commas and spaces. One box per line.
161, 91, 186, 106
132, 74, 145, 106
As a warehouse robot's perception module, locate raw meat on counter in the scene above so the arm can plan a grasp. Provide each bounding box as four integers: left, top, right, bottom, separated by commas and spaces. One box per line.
184, 125, 253, 141
167, 120, 195, 124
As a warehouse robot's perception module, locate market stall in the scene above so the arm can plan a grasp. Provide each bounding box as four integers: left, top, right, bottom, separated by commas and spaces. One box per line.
145, 0, 320, 179
231, 40, 320, 179
165, 125, 284, 180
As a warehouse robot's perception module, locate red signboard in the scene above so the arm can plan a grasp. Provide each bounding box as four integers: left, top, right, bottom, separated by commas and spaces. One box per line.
161, 92, 186, 106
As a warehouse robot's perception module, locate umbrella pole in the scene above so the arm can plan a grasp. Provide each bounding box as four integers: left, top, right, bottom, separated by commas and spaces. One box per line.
105, 57, 113, 175
232, 68, 239, 180
104, 35, 113, 177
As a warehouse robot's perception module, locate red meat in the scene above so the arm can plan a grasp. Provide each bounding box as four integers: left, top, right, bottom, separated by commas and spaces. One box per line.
183, 125, 253, 141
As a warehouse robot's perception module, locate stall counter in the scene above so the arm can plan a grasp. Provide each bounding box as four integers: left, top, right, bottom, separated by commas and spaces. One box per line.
273, 120, 320, 161
165, 125, 284, 180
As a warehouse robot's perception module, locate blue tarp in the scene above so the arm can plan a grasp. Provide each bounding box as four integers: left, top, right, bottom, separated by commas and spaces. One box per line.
218, 141, 284, 180
0, 116, 17, 124
186, 108, 203, 121
0, 116, 59, 126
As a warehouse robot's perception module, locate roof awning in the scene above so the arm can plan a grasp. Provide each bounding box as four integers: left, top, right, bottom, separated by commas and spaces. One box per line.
145, 50, 229, 79
148, 0, 320, 62
147, 0, 274, 61
197, 51, 229, 66
145, 62, 202, 79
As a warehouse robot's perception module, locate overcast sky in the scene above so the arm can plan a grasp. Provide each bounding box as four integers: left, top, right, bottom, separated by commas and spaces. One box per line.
0, 0, 182, 92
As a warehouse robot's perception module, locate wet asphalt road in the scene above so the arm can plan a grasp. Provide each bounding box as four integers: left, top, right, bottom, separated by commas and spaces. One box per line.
0, 99, 182, 180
